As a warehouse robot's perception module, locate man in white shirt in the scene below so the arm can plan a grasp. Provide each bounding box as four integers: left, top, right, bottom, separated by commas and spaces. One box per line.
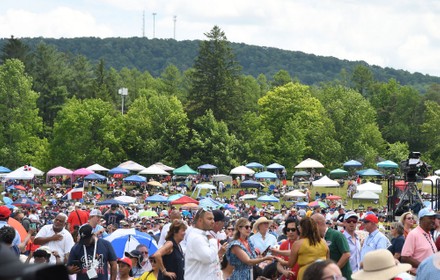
34, 213, 74, 264
185, 208, 220, 280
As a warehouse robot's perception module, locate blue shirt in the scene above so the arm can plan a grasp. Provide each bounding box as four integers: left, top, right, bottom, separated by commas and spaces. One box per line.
0, 221, 21, 246
249, 231, 277, 252
343, 230, 361, 273
360, 229, 389, 261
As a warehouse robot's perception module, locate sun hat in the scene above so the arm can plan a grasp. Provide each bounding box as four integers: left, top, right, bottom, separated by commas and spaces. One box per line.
351, 249, 411, 280
117, 257, 132, 269
89, 209, 103, 217
418, 208, 436, 219
252, 217, 273, 232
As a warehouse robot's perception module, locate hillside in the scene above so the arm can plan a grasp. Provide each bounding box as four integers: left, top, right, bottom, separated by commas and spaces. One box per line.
1, 36, 439, 90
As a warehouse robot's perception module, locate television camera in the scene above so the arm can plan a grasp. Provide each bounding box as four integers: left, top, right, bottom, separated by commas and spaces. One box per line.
387, 152, 435, 220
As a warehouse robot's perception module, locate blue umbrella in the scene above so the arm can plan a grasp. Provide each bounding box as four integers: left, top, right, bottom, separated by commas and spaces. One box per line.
255, 171, 278, 179
356, 169, 383, 176
199, 197, 223, 209
343, 160, 362, 168
0, 166, 11, 173
3, 197, 13, 205
197, 164, 217, 170
376, 160, 399, 169
167, 193, 184, 202
12, 197, 41, 207
245, 162, 265, 169
145, 194, 168, 203
108, 167, 130, 174
104, 228, 158, 258
296, 201, 308, 207
96, 199, 128, 206
257, 195, 279, 203
266, 163, 285, 170
84, 173, 107, 180
240, 180, 263, 188
123, 175, 147, 182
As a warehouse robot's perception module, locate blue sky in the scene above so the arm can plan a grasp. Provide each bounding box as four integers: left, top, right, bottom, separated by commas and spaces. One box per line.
1, 0, 440, 76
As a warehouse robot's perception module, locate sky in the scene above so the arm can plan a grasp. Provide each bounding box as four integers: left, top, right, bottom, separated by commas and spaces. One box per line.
1, 0, 440, 76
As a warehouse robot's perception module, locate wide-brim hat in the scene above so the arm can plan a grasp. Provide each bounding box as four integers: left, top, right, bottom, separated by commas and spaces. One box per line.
352, 249, 411, 280
253, 217, 273, 232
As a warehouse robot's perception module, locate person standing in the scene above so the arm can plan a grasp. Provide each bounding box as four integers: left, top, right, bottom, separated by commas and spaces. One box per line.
103, 203, 126, 229
272, 217, 299, 280
184, 209, 220, 280
67, 202, 89, 233
360, 214, 389, 262
87, 209, 108, 238
399, 211, 415, 238
0, 206, 21, 247
388, 222, 405, 260
312, 213, 352, 280
67, 224, 117, 280
157, 210, 183, 248
34, 213, 74, 264
249, 217, 278, 253
342, 211, 361, 273
401, 208, 437, 275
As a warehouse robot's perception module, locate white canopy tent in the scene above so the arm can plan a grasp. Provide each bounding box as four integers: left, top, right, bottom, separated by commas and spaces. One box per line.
16, 166, 44, 176
118, 160, 146, 172
239, 194, 257, 200
312, 176, 340, 187
423, 175, 440, 186
284, 190, 307, 198
4, 169, 35, 180
356, 182, 382, 193
192, 183, 218, 197
230, 166, 255, 175
86, 163, 109, 172
153, 162, 175, 171
139, 165, 170, 176
353, 191, 380, 200
212, 174, 233, 182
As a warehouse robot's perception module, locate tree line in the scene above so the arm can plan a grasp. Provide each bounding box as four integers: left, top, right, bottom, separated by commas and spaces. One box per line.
0, 26, 440, 174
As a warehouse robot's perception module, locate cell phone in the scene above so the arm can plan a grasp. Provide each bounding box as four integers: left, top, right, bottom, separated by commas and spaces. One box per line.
71, 260, 81, 268
30, 223, 37, 230
262, 246, 271, 256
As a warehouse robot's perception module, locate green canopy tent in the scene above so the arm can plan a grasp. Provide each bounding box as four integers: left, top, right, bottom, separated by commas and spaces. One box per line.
329, 168, 348, 179
173, 164, 198, 176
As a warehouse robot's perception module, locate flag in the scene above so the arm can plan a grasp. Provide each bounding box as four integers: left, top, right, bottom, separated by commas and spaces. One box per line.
63, 187, 84, 200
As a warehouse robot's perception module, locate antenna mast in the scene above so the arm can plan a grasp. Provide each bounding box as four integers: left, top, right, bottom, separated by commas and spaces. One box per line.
152, 12, 157, 38
173, 15, 177, 40
142, 10, 145, 37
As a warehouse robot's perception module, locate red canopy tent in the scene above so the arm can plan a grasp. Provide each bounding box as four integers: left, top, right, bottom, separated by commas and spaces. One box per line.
170, 195, 199, 205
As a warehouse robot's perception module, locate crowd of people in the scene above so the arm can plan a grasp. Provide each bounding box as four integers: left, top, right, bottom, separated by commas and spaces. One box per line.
2, 181, 440, 280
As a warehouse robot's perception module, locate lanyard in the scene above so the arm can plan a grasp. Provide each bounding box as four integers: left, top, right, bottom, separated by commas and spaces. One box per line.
83, 238, 98, 268
423, 232, 436, 254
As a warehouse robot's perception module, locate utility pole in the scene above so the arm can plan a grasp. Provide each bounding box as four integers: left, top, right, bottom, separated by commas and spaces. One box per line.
142, 10, 145, 37
118, 88, 128, 114
152, 12, 157, 38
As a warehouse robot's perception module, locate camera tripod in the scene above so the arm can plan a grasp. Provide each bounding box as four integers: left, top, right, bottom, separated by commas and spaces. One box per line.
387, 179, 425, 220
394, 181, 424, 213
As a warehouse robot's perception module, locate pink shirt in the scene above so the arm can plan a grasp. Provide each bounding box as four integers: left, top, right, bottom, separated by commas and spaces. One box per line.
401, 226, 437, 264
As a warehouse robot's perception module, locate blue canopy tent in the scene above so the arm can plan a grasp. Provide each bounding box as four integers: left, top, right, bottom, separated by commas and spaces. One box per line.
0, 166, 11, 173
257, 195, 279, 203
245, 162, 265, 169
356, 169, 383, 176
123, 175, 147, 183
145, 194, 168, 203
96, 199, 128, 206
108, 167, 130, 174
199, 197, 223, 209
197, 164, 217, 170
240, 180, 263, 188
255, 171, 278, 179
343, 160, 363, 168
84, 173, 107, 180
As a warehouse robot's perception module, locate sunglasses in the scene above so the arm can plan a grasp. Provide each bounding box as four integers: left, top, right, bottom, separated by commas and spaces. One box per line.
226, 228, 234, 231
149, 258, 156, 263
405, 217, 414, 220
345, 219, 357, 224
286, 228, 296, 232
140, 251, 149, 255
240, 225, 252, 230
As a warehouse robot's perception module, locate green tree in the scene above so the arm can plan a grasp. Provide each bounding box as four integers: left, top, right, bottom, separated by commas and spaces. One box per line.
351, 64, 374, 97
188, 110, 239, 171
258, 82, 342, 168
50, 98, 125, 168
0, 36, 31, 66
271, 70, 292, 88
187, 26, 242, 125
385, 142, 409, 164
0, 59, 48, 168
420, 101, 440, 167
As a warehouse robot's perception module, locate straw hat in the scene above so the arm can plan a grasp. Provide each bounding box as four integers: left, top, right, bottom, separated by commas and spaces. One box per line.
352, 249, 411, 280
252, 217, 273, 232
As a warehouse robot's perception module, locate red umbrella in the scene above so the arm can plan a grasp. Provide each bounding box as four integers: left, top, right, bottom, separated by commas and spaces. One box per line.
8, 217, 27, 242
14, 185, 26, 191
170, 195, 199, 205
326, 195, 342, 200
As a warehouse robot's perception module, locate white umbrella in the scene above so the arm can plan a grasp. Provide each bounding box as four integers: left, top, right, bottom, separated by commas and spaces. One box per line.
356, 182, 382, 193
153, 162, 175, 171
86, 163, 109, 172
212, 174, 233, 182
312, 176, 340, 187
295, 158, 325, 169
114, 195, 137, 204
139, 165, 170, 176
118, 160, 146, 172
230, 166, 255, 175
284, 190, 307, 198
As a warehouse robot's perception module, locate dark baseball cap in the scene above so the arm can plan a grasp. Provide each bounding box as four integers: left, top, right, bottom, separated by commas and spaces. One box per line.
212, 210, 226, 222
79, 224, 93, 242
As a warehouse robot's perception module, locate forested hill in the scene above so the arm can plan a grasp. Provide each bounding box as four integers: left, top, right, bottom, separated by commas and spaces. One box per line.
1, 36, 439, 90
